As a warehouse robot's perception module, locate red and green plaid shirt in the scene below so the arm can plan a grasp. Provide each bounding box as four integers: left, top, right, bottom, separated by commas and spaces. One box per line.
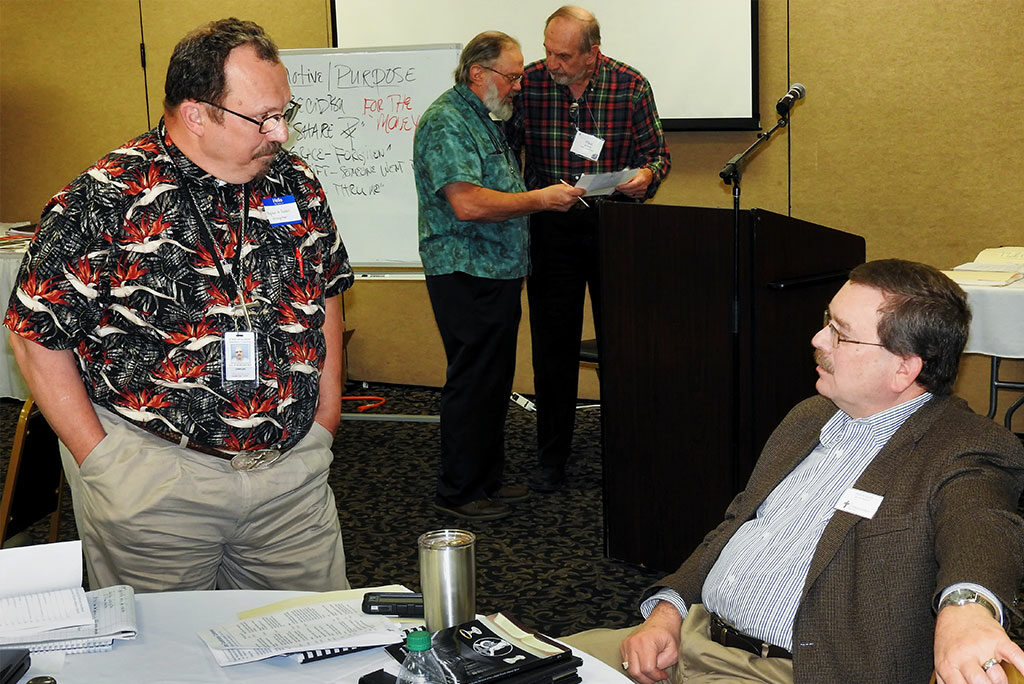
507, 54, 670, 197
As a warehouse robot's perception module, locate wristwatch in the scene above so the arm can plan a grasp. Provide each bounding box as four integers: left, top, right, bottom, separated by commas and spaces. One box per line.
938, 588, 1000, 622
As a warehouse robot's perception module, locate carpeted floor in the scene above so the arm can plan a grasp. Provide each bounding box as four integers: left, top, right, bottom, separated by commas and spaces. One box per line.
0, 383, 662, 639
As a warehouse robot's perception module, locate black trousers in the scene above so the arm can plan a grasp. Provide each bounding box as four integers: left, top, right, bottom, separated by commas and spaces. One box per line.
425, 272, 523, 505
527, 208, 602, 472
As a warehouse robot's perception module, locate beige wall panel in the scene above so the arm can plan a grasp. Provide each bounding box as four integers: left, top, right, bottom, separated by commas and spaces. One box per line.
0, 0, 149, 221
789, 0, 1024, 267
344, 281, 601, 399
139, 0, 332, 120
788, 0, 1024, 423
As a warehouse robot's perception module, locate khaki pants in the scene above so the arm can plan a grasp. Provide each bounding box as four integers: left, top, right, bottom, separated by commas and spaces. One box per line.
60, 407, 349, 592
563, 605, 794, 684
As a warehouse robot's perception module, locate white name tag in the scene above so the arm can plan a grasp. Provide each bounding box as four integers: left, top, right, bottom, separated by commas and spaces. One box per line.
835, 487, 883, 519
223, 330, 258, 382
262, 195, 303, 226
571, 130, 604, 161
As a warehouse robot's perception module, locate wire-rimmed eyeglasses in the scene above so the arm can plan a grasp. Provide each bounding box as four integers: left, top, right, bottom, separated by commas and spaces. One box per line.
823, 309, 886, 348
481, 66, 525, 85
198, 98, 301, 134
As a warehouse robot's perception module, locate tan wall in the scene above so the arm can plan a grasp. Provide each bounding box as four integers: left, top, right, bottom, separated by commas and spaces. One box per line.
0, 0, 332, 222
4, 1, 1024, 418
786, 0, 1024, 424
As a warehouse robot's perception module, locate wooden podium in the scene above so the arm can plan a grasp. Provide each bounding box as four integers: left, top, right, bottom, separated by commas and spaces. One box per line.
597, 203, 865, 572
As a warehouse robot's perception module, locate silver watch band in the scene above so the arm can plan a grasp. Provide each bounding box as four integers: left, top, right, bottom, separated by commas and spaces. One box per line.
938, 589, 1000, 622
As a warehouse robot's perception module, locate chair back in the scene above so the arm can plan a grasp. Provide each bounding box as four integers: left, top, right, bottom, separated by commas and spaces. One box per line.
0, 396, 63, 546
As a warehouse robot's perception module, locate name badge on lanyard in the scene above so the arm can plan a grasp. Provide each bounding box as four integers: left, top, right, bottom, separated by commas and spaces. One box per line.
571, 130, 604, 161
223, 330, 258, 383
262, 195, 303, 226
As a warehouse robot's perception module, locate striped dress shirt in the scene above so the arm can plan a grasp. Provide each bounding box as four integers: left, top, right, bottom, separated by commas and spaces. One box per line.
640, 392, 993, 652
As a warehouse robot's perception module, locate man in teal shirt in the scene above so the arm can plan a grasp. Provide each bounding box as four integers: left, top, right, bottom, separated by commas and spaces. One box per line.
414, 31, 583, 521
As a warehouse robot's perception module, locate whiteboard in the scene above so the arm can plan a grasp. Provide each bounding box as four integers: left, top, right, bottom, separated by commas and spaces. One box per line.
281, 45, 461, 267
333, 0, 758, 130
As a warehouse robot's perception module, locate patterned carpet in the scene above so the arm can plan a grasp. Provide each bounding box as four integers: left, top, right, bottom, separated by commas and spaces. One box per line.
0, 384, 662, 639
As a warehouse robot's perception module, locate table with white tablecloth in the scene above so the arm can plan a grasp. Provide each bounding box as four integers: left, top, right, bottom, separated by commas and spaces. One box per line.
16, 589, 629, 684
0, 247, 30, 400
962, 281, 1024, 427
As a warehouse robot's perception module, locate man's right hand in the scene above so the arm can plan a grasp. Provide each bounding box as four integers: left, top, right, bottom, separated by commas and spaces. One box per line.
538, 182, 586, 212
620, 600, 683, 684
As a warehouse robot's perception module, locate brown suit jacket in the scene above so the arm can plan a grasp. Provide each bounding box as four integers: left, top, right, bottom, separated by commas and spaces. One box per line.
654, 394, 1024, 684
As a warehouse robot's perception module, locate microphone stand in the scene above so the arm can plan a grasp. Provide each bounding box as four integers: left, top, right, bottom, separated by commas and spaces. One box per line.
718, 111, 790, 489
719, 112, 790, 334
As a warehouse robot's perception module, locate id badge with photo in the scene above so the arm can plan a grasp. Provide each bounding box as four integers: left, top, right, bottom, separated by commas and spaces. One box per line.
223, 330, 258, 383
571, 130, 605, 161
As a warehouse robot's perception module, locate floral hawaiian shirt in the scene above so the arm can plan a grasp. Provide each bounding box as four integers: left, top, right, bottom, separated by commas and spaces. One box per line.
4, 120, 352, 454
413, 83, 529, 279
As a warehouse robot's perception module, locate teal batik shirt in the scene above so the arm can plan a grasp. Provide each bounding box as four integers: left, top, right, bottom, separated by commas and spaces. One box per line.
414, 83, 529, 279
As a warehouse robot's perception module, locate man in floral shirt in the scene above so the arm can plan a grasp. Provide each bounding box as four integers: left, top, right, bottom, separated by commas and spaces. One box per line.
4, 18, 352, 592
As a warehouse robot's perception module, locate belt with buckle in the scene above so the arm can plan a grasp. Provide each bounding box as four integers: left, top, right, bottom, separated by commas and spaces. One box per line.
149, 430, 285, 471
708, 613, 792, 660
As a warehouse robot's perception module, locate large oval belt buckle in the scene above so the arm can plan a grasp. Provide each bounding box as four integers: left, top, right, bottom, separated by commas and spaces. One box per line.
230, 449, 283, 471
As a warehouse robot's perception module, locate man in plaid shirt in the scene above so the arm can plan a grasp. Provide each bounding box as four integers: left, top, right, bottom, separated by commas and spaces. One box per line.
507, 5, 671, 493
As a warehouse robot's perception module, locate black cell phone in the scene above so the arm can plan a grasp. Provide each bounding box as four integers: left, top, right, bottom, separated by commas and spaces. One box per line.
0, 649, 30, 684
361, 591, 424, 617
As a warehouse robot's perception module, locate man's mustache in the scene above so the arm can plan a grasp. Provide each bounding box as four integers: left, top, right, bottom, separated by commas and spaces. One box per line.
252, 142, 282, 160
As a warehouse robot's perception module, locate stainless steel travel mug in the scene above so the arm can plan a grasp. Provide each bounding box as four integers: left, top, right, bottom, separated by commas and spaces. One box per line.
418, 529, 476, 632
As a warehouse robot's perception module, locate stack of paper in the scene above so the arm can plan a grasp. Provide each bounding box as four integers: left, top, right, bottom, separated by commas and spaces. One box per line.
947, 246, 1024, 287
0, 541, 137, 653
198, 589, 409, 666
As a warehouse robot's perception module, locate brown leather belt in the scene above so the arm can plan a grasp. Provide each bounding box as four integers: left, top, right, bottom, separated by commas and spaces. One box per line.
150, 429, 232, 459
148, 430, 285, 471
708, 612, 792, 660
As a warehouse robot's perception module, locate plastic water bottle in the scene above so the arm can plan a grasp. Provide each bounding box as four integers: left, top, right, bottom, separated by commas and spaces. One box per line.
396, 631, 447, 684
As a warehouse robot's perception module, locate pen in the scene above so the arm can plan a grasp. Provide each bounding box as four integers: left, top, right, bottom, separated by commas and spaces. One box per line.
560, 179, 590, 208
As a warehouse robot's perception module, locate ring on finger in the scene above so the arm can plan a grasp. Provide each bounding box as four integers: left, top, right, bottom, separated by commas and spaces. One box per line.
622, 661, 630, 670
983, 658, 999, 672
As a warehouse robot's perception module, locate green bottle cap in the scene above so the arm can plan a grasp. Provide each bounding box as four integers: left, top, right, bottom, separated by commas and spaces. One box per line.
406, 630, 432, 651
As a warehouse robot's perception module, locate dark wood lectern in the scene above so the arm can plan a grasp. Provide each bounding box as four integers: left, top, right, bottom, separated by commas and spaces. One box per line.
598, 204, 865, 572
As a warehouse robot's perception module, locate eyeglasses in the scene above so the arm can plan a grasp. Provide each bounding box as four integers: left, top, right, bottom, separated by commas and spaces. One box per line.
481, 65, 525, 85
823, 309, 886, 348
198, 98, 301, 134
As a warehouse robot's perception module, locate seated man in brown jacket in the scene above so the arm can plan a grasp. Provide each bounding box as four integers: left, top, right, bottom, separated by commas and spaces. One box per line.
567, 259, 1024, 684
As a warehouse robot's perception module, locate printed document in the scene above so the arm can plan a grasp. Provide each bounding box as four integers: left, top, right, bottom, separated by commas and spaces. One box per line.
574, 168, 637, 197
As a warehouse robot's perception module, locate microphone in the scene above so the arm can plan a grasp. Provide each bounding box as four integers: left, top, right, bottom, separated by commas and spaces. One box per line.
775, 83, 806, 116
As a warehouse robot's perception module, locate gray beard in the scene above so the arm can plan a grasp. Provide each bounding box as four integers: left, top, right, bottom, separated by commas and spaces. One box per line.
482, 79, 513, 121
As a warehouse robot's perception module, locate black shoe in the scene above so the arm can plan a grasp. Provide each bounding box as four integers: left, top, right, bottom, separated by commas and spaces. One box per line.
488, 484, 530, 503
529, 467, 566, 493
434, 498, 511, 521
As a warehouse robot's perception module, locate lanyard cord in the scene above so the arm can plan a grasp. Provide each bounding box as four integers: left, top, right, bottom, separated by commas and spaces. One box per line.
156, 132, 254, 331
569, 91, 600, 138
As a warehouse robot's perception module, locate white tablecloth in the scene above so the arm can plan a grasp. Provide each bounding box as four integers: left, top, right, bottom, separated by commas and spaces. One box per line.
0, 247, 30, 400
17, 590, 629, 684
963, 281, 1024, 359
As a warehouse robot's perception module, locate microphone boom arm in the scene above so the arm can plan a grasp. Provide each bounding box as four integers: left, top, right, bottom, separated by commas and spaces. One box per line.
719, 114, 789, 186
